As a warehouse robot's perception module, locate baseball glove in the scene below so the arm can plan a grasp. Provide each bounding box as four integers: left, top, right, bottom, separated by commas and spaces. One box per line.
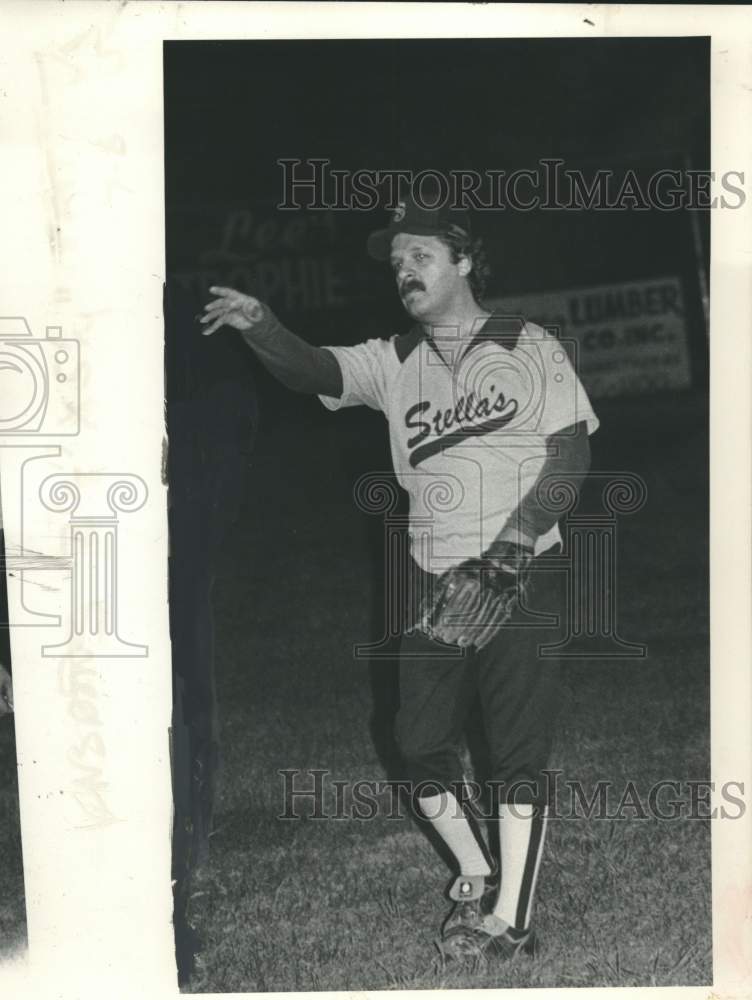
414, 541, 533, 651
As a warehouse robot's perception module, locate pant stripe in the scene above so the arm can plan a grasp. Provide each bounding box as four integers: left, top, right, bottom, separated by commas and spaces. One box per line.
515, 807, 547, 930
461, 785, 496, 873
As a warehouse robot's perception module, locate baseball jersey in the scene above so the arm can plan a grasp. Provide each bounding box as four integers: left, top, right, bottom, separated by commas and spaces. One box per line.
320, 315, 599, 573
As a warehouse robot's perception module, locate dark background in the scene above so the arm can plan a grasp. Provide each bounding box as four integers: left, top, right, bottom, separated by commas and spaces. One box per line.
164, 36, 710, 420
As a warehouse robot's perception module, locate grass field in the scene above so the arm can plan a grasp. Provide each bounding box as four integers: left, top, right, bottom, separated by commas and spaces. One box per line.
181, 388, 711, 991
0, 388, 711, 989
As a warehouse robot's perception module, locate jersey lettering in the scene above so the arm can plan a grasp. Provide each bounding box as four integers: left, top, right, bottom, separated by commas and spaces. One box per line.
404, 388, 519, 467
405, 401, 432, 448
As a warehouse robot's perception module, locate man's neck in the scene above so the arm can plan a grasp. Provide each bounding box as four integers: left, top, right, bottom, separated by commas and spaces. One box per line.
420, 304, 493, 361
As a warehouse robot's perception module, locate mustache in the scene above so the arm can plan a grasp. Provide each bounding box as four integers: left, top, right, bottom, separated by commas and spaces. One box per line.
401, 278, 425, 295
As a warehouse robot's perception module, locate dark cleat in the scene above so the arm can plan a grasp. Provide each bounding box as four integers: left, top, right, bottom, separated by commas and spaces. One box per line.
439, 910, 537, 963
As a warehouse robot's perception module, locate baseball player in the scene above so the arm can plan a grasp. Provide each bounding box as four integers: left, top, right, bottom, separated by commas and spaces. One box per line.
201, 194, 598, 962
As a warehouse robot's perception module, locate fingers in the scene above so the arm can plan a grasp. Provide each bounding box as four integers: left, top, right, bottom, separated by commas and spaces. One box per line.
203, 297, 233, 317
200, 307, 232, 336
200, 297, 239, 336
436, 575, 503, 649
473, 598, 503, 650
449, 579, 477, 617
200, 289, 239, 336
430, 579, 475, 647
203, 287, 247, 310
199, 287, 263, 336
202, 316, 228, 337
204, 287, 252, 316
451, 584, 486, 647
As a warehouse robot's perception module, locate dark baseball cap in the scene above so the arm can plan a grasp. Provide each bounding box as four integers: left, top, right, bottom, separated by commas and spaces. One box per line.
366, 194, 471, 261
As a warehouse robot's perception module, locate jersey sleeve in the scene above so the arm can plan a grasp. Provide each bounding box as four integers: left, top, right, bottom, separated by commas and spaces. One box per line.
318, 338, 394, 413
535, 332, 600, 437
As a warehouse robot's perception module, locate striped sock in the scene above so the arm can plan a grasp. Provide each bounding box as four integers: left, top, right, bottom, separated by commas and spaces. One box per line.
493, 803, 547, 930
419, 790, 492, 876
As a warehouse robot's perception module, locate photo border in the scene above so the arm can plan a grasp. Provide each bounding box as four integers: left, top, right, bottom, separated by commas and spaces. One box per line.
0, 3, 748, 998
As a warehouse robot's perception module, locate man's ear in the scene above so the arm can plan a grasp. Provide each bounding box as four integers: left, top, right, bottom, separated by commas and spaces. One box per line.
457, 256, 472, 277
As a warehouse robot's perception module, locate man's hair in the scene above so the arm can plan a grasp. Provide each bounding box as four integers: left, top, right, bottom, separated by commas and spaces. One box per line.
439, 225, 491, 303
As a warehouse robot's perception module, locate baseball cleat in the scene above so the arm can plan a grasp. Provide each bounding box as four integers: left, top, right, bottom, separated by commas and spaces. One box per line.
439, 910, 537, 963
439, 873, 497, 953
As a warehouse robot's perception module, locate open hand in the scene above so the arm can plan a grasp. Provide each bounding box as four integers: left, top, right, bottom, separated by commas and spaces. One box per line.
201, 286, 267, 336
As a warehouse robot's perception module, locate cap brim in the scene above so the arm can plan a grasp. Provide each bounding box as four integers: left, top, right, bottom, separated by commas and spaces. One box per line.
366, 222, 461, 261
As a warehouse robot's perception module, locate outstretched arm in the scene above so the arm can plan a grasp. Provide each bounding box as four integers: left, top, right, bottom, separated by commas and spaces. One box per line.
201, 286, 343, 397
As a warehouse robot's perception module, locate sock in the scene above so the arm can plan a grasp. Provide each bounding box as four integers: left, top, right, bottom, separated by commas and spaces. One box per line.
419, 790, 492, 876
493, 802, 547, 930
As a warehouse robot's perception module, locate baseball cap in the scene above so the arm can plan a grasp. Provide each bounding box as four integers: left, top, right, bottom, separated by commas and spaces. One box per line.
366, 193, 471, 261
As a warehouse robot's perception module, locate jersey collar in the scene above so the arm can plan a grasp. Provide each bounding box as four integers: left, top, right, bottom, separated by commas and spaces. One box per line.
393, 313, 524, 367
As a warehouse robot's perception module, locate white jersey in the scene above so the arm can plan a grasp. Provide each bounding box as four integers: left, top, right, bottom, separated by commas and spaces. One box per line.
320, 316, 599, 573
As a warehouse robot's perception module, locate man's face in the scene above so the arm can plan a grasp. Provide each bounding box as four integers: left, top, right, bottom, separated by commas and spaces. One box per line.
389, 233, 468, 321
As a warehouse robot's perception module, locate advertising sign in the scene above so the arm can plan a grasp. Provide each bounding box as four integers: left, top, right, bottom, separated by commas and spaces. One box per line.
489, 277, 693, 397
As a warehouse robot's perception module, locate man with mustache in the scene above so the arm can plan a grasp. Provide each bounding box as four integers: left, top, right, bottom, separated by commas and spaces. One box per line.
201, 193, 598, 963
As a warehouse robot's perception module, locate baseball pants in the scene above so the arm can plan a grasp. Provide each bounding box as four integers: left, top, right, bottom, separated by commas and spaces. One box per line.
394, 554, 563, 806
